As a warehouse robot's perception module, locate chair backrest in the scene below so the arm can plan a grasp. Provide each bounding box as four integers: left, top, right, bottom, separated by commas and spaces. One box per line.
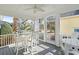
15, 32, 31, 47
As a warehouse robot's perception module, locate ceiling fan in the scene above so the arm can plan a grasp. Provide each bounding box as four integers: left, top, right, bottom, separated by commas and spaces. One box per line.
24, 5, 45, 13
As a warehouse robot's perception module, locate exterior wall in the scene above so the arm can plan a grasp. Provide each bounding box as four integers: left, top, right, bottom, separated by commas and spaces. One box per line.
60, 15, 79, 35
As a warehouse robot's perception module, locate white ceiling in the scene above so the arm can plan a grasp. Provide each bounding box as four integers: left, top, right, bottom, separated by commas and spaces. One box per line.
0, 4, 79, 19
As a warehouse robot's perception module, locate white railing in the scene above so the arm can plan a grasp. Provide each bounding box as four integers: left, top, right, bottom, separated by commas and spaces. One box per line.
15, 32, 39, 55
0, 32, 41, 54
0, 34, 16, 47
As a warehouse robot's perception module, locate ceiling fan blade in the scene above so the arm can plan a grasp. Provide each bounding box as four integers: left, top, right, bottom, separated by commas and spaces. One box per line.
33, 9, 37, 13
34, 4, 37, 8
24, 8, 34, 10
24, 5, 45, 13
37, 7, 45, 12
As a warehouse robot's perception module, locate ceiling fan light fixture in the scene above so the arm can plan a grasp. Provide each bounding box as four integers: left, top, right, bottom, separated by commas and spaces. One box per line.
24, 5, 45, 14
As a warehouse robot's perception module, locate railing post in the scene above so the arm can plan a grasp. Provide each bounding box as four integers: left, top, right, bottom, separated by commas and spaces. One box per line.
44, 17, 47, 42
0, 34, 16, 47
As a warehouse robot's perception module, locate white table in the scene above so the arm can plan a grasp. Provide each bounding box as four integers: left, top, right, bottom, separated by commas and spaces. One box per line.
62, 39, 79, 46
61, 38, 79, 55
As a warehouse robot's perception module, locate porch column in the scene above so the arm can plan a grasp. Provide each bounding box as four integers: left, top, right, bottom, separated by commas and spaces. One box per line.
44, 17, 47, 42
34, 18, 39, 44
55, 15, 60, 47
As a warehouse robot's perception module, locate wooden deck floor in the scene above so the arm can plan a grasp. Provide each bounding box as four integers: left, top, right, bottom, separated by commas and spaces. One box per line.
0, 41, 64, 55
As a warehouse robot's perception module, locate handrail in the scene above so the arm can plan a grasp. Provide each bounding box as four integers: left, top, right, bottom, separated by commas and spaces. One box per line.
0, 32, 40, 48
0, 34, 16, 47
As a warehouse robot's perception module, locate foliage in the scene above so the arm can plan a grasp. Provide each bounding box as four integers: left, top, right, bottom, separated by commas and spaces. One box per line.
1, 22, 13, 35
20, 22, 32, 31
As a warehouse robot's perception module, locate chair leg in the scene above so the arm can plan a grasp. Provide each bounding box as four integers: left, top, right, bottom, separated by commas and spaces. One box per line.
24, 45, 27, 55
16, 48, 18, 55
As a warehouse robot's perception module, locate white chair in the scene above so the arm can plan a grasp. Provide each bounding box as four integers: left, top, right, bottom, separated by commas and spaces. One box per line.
23, 32, 32, 55
63, 43, 79, 55
60, 33, 79, 55
14, 32, 39, 55
15, 33, 28, 55
22, 32, 36, 55
26, 32, 39, 55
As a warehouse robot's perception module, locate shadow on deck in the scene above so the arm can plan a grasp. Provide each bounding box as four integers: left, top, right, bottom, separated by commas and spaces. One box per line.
0, 41, 64, 55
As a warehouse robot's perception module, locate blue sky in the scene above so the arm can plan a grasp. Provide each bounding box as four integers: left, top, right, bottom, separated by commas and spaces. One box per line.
3, 16, 13, 23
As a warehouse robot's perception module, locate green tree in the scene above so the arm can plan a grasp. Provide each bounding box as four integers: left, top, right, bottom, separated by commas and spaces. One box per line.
1, 22, 13, 35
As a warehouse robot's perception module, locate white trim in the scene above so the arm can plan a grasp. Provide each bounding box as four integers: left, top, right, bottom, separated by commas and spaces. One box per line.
61, 15, 79, 19
55, 15, 60, 47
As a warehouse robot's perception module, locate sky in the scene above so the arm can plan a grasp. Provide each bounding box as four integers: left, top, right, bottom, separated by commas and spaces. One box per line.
3, 16, 13, 23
